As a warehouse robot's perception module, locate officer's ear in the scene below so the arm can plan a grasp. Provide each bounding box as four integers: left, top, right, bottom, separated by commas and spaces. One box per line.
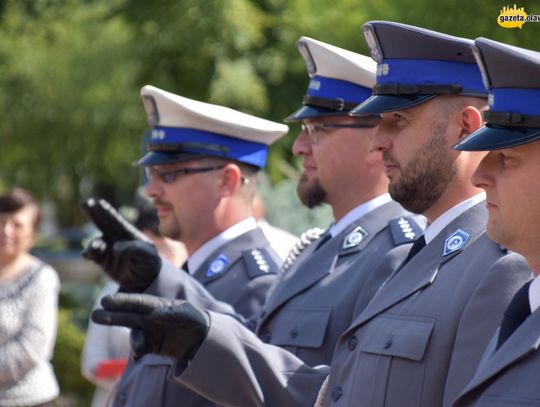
457, 105, 484, 141
219, 163, 243, 196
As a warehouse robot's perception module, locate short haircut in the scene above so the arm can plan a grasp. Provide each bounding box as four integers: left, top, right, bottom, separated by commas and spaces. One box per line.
434, 94, 488, 118
198, 156, 260, 195
0, 188, 41, 230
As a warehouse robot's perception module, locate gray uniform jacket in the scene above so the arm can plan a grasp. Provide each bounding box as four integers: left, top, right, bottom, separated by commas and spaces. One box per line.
322, 202, 531, 407
452, 306, 540, 407
112, 227, 281, 407
174, 201, 424, 406
256, 200, 422, 365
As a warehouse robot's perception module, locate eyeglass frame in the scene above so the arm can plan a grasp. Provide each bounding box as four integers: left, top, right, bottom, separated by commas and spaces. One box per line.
145, 165, 226, 184
301, 118, 380, 144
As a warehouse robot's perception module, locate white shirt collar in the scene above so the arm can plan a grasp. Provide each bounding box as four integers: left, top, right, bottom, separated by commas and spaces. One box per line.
187, 217, 258, 274
424, 193, 486, 244
529, 274, 540, 312
328, 193, 392, 237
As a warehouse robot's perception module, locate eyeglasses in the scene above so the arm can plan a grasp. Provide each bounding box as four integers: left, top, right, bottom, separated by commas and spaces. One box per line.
145, 165, 226, 184
301, 118, 380, 144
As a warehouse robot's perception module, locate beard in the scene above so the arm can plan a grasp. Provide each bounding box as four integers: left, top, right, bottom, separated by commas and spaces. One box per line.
159, 219, 182, 241
296, 173, 327, 208
153, 199, 182, 240
385, 118, 456, 214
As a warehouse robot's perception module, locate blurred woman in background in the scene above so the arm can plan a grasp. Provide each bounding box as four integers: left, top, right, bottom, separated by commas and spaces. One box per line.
0, 188, 60, 406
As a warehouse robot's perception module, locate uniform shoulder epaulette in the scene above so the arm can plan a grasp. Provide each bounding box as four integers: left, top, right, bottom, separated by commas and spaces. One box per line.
282, 227, 325, 272
388, 216, 424, 246
242, 247, 280, 279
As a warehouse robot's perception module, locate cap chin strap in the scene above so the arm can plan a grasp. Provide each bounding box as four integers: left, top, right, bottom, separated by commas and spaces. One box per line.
483, 111, 540, 128
302, 95, 359, 112
373, 83, 486, 97
148, 142, 230, 154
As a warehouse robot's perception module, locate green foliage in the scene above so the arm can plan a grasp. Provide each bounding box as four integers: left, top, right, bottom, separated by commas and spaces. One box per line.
53, 308, 94, 406
0, 0, 142, 225
59, 281, 98, 328
210, 59, 270, 114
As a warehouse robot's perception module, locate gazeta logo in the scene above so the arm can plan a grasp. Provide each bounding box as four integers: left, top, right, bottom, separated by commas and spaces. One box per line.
497, 4, 540, 28
498, 5, 527, 28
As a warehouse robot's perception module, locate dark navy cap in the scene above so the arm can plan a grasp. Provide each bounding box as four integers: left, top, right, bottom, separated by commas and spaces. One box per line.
454, 38, 540, 151
351, 21, 488, 115
284, 36, 376, 123
137, 85, 288, 167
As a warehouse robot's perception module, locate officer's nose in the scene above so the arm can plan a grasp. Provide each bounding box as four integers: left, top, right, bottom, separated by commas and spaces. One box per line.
145, 176, 163, 199
370, 121, 392, 153
471, 151, 496, 190
292, 125, 312, 157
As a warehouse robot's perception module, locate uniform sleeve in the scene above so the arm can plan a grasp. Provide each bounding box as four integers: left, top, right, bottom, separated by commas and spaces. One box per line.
0, 265, 60, 382
175, 311, 329, 407
442, 252, 532, 406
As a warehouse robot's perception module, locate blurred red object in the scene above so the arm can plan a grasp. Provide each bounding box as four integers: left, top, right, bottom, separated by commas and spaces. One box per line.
95, 358, 128, 379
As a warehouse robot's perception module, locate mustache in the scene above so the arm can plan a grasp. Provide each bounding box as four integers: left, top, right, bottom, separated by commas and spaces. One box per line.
152, 199, 172, 209
382, 151, 400, 167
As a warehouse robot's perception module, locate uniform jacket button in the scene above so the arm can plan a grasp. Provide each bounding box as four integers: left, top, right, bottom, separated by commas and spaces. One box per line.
384, 336, 393, 349
260, 329, 271, 343
289, 327, 299, 338
348, 335, 358, 351
332, 386, 343, 401
116, 393, 127, 406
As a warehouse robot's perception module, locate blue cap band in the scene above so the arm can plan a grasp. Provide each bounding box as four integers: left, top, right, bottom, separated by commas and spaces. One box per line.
149, 126, 268, 168
306, 75, 372, 103
377, 59, 486, 95
490, 88, 540, 116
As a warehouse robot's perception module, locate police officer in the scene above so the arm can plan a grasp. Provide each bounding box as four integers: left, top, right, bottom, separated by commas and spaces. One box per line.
84, 85, 287, 406
92, 37, 423, 406
315, 21, 531, 407
451, 38, 540, 407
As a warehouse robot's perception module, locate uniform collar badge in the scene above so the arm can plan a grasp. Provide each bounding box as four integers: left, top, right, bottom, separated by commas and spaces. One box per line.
250, 249, 270, 273
443, 229, 470, 256
207, 254, 230, 277
342, 226, 368, 250
397, 217, 418, 240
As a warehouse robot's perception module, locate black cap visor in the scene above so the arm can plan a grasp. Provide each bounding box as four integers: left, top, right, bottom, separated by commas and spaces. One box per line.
137, 151, 203, 166
284, 104, 352, 123
351, 94, 437, 115
454, 124, 540, 151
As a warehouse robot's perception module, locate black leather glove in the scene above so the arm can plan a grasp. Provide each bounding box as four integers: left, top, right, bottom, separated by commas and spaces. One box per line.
81, 198, 162, 292
92, 293, 210, 361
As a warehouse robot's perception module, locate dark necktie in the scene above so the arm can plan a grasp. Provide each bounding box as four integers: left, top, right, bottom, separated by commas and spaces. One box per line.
496, 281, 532, 350
181, 261, 190, 274
399, 235, 426, 270
314, 232, 332, 252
